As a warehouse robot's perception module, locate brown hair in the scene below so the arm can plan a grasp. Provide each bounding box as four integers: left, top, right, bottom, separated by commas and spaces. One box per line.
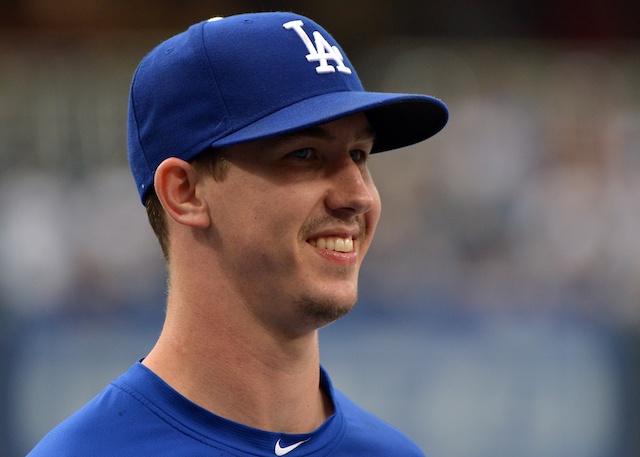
145, 149, 229, 261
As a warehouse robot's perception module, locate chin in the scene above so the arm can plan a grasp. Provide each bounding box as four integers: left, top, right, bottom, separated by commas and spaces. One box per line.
296, 292, 357, 329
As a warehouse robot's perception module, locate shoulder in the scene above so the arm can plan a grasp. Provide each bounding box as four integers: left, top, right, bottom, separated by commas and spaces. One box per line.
28, 387, 123, 456
27, 362, 263, 456
332, 388, 425, 456
27, 375, 148, 457
27, 363, 171, 457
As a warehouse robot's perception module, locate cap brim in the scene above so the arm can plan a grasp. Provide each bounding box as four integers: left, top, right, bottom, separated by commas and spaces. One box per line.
210, 91, 448, 153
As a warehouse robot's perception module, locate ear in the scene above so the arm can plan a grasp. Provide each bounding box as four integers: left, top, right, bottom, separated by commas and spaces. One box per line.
153, 157, 210, 229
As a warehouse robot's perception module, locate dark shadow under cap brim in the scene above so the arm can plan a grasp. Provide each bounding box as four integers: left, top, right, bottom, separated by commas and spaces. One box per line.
365, 95, 448, 153
209, 91, 448, 152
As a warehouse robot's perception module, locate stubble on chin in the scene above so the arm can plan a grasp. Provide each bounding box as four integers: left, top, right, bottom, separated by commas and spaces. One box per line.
296, 292, 357, 329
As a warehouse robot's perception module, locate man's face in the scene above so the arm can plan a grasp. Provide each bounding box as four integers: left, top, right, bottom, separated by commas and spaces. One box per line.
200, 113, 381, 336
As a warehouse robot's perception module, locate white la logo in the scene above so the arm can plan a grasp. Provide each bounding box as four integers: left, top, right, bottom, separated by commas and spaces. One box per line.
283, 20, 352, 75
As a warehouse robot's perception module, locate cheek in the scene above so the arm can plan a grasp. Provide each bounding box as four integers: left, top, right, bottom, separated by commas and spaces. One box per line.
367, 183, 382, 233
224, 185, 306, 244
357, 184, 381, 259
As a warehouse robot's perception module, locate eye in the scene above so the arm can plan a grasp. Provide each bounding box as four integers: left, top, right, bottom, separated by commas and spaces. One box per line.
287, 148, 314, 160
349, 149, 368, 163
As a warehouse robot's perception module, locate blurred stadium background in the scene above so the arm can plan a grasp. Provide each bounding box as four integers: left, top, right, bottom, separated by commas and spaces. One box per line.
1, 1, 639, 456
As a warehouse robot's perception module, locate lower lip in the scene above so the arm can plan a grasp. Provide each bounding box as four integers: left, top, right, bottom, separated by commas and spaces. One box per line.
309, 244, 358, 265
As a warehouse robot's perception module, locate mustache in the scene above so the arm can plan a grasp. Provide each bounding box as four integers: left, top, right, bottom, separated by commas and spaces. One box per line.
300, 215, 366, 241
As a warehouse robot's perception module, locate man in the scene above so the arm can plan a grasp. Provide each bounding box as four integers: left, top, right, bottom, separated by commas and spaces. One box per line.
29, 11, 447, 456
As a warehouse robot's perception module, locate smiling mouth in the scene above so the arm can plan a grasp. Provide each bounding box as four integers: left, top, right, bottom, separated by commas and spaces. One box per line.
308, 236, 354, 253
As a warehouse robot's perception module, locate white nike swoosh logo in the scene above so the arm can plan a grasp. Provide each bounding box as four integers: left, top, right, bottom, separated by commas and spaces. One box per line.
274, 438, 310, 456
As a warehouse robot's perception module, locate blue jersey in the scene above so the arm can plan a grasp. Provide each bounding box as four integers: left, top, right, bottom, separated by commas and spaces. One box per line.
28, 362, 425, 456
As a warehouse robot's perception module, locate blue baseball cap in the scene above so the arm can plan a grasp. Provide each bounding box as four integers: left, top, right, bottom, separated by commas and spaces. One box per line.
128, 12, 448, 204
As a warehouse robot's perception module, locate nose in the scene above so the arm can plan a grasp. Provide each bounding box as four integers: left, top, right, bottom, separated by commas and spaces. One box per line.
325, 159, 377, 217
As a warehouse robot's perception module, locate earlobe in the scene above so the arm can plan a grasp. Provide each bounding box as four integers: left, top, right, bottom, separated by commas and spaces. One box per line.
154, 158, 210, 228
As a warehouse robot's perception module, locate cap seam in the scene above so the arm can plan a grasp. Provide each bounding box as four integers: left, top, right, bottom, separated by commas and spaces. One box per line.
129, 67, 153, 195
198, 21, 232, 138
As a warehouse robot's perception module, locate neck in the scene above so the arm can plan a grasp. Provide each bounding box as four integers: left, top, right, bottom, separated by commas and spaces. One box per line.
142, 276, 332, 433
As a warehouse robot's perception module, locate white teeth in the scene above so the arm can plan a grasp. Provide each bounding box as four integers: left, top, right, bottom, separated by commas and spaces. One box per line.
310, 237, 353, 252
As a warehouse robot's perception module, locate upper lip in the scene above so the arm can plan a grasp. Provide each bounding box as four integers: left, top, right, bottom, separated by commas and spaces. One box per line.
306, 227, 360, 242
